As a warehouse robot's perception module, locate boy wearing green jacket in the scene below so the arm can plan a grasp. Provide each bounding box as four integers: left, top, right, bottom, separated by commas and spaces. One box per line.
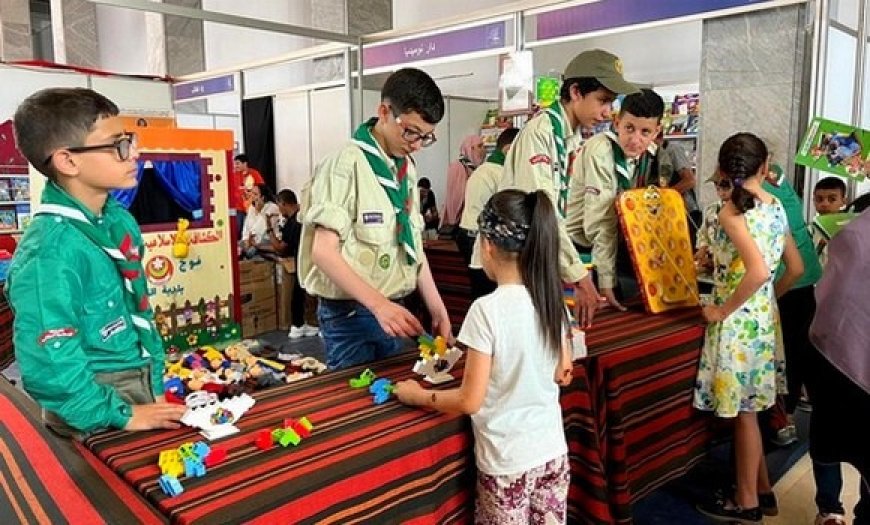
6, 88, 186, 437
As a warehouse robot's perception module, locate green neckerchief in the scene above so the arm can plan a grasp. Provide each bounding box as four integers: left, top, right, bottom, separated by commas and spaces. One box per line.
487, 149, 506, 166
36, 182, 155, 356
351, 118, 416, 265
545, 103, 571, 217
605, 131, 652, 191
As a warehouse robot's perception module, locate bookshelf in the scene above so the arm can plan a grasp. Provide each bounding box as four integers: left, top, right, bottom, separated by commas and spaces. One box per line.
0, 170, 30, 235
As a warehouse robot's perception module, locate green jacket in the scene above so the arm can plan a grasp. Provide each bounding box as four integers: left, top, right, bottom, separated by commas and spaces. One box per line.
6, 184, 164, 432
762, 167, 822, 289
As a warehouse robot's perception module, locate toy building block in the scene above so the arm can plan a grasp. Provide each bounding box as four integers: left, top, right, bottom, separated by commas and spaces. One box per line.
158, 475, 184, 497
177, 442, 197, 460
203, 447, 228, 468
254, 429, 274, 451
369, 378, 394, 405
349, 368, 376, 388
184, 457, 207, 478
192, 441, 210, 460
158, 450, 185, 478
272, 428, 302, 447
283, 416, 314, 438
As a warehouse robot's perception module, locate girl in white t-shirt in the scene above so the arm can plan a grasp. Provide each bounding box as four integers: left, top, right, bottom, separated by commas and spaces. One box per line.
395, 189, 573, 524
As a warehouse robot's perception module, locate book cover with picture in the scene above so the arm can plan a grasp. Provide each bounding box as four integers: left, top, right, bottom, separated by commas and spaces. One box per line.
0, 180, 10, 202
0, 208, 17, 231
796, 117, 869, 180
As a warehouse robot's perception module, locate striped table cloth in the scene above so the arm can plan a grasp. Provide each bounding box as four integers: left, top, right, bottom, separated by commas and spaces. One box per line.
0, 294, 13, 371
83, 354, 474, 525
0, 377, 166, 524
70, 305, 707, 525
574, 305, 712, 524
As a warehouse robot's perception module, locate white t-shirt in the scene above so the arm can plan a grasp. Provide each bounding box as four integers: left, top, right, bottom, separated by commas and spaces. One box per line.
458, 284, 568, 476
242, 201, 280, 244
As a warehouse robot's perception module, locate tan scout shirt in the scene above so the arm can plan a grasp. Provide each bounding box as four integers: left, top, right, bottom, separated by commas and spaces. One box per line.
498, 105, 588, 284
566, 132, 646, 289
460, 161, 503, 231
298, 142, 424, 300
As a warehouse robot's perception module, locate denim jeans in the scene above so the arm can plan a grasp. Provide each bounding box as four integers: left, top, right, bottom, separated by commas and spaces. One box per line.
814, 460, 845, 515
317, 298, 404, 370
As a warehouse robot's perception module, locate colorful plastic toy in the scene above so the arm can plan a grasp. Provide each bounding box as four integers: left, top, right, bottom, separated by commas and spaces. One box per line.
369, 378, 394, 405
413, 334, 462, 384
349, 368, 376, 388
158, 474, 184, 497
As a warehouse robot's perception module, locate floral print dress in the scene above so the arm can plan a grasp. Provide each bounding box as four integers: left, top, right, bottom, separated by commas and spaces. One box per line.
693, 198, 788, 417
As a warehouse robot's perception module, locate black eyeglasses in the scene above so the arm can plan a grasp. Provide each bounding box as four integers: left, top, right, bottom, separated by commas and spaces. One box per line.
388, 107, 436, 148
43, 133, 138, 166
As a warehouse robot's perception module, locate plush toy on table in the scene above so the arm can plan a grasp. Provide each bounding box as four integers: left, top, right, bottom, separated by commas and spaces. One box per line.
412, 334, 462, 384
173, 218, 191, 259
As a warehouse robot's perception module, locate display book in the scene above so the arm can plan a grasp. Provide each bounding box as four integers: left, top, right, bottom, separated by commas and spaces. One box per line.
0, 174, 30, 233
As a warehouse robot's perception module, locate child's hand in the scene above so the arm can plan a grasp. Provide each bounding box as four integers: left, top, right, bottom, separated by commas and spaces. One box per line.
124, 402, 188, 431
702, 305, 727, 323
394, 379, 425, 406
372, 300, 424, 338
554, 363, 573, 386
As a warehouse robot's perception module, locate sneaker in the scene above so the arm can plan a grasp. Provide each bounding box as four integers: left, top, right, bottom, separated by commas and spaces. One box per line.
288, 326, 305, 339
697, 498, 762, 524
815, 512, 847, 525
758, 492, 778, 516
771, 424, 798, 447
301, 324, 320, 337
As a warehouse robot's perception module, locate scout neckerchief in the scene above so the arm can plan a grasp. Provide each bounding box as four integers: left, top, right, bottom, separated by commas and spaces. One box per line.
36, 182, 155, 356
605, 131, 653, 191
487, 149, 506, 166
544, 103, 571, 217
352, 118, 416, 265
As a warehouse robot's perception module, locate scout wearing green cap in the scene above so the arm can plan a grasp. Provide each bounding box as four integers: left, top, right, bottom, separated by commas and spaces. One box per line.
495, 49, 637, 328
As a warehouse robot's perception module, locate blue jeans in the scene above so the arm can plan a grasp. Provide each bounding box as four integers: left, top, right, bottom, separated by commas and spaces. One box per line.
814, 460, 845, 515
317, 298, 404, 370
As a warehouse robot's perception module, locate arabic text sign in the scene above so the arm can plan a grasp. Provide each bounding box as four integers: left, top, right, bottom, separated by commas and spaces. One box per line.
535, 0, 768, 41
173, 75, 235, 102
363, 22, 506, 70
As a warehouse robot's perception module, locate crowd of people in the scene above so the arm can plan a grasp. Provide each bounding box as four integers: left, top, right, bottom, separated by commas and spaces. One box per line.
4, 45, 868, 525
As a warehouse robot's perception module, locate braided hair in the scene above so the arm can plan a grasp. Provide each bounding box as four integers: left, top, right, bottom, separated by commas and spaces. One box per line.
718, 133, 768, 214
478, 190, 567, 358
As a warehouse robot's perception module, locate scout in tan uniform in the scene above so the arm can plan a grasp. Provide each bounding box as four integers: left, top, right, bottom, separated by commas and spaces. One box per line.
498, 49, 637, 327
459, 127, 519, 300
299, 68, 452, 370
566, 89, 664, 310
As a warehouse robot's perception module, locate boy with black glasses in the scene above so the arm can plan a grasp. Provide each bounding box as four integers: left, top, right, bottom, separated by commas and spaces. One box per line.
6, 88, 186, 438
299, 68, 452, 369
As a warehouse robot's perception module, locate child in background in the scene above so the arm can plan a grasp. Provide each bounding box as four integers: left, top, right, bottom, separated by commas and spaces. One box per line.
694, 133, 803, 524
812, 176, 848, 267
395, 189, 573, 524
694, 169, 733, 276
267, 189, 319, 340
6, 88, 187, 437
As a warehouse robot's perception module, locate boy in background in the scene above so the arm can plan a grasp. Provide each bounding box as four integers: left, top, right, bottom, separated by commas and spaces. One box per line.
232, 153, 264, 240
7, 88, 186, 437
813, 176, 848, 266
567, 88, 665, 310
268, 189, 318, 340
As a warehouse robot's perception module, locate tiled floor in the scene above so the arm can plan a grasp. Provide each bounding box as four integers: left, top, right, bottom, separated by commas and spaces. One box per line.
769, 454, 862, 524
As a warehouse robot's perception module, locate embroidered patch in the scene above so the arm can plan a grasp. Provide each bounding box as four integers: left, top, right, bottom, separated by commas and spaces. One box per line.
584, 186, 601, 196
100, 317, 128, 341
378, 254, 391, 269
362, 212, 384, 225
38, 328, 77, 346
529, 154, 551, 166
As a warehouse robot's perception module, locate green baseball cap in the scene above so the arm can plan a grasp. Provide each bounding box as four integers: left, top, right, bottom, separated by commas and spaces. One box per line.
563, 49, 639, 95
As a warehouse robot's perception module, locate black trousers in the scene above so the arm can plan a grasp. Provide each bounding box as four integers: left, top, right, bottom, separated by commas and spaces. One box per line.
291, 274, 306, 328
777, 284, 816, 414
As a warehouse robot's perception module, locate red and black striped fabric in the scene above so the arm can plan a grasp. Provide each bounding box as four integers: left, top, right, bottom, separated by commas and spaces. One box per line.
423, 241, 472, 328
573, 304, 712, 524
77, 304, 707, 525
0, 294, 13, 371
0, 377, 165, 524
83, 354, 474, 525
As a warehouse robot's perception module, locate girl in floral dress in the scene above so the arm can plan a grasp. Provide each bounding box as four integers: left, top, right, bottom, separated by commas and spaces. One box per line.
694, 133, 804, 524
